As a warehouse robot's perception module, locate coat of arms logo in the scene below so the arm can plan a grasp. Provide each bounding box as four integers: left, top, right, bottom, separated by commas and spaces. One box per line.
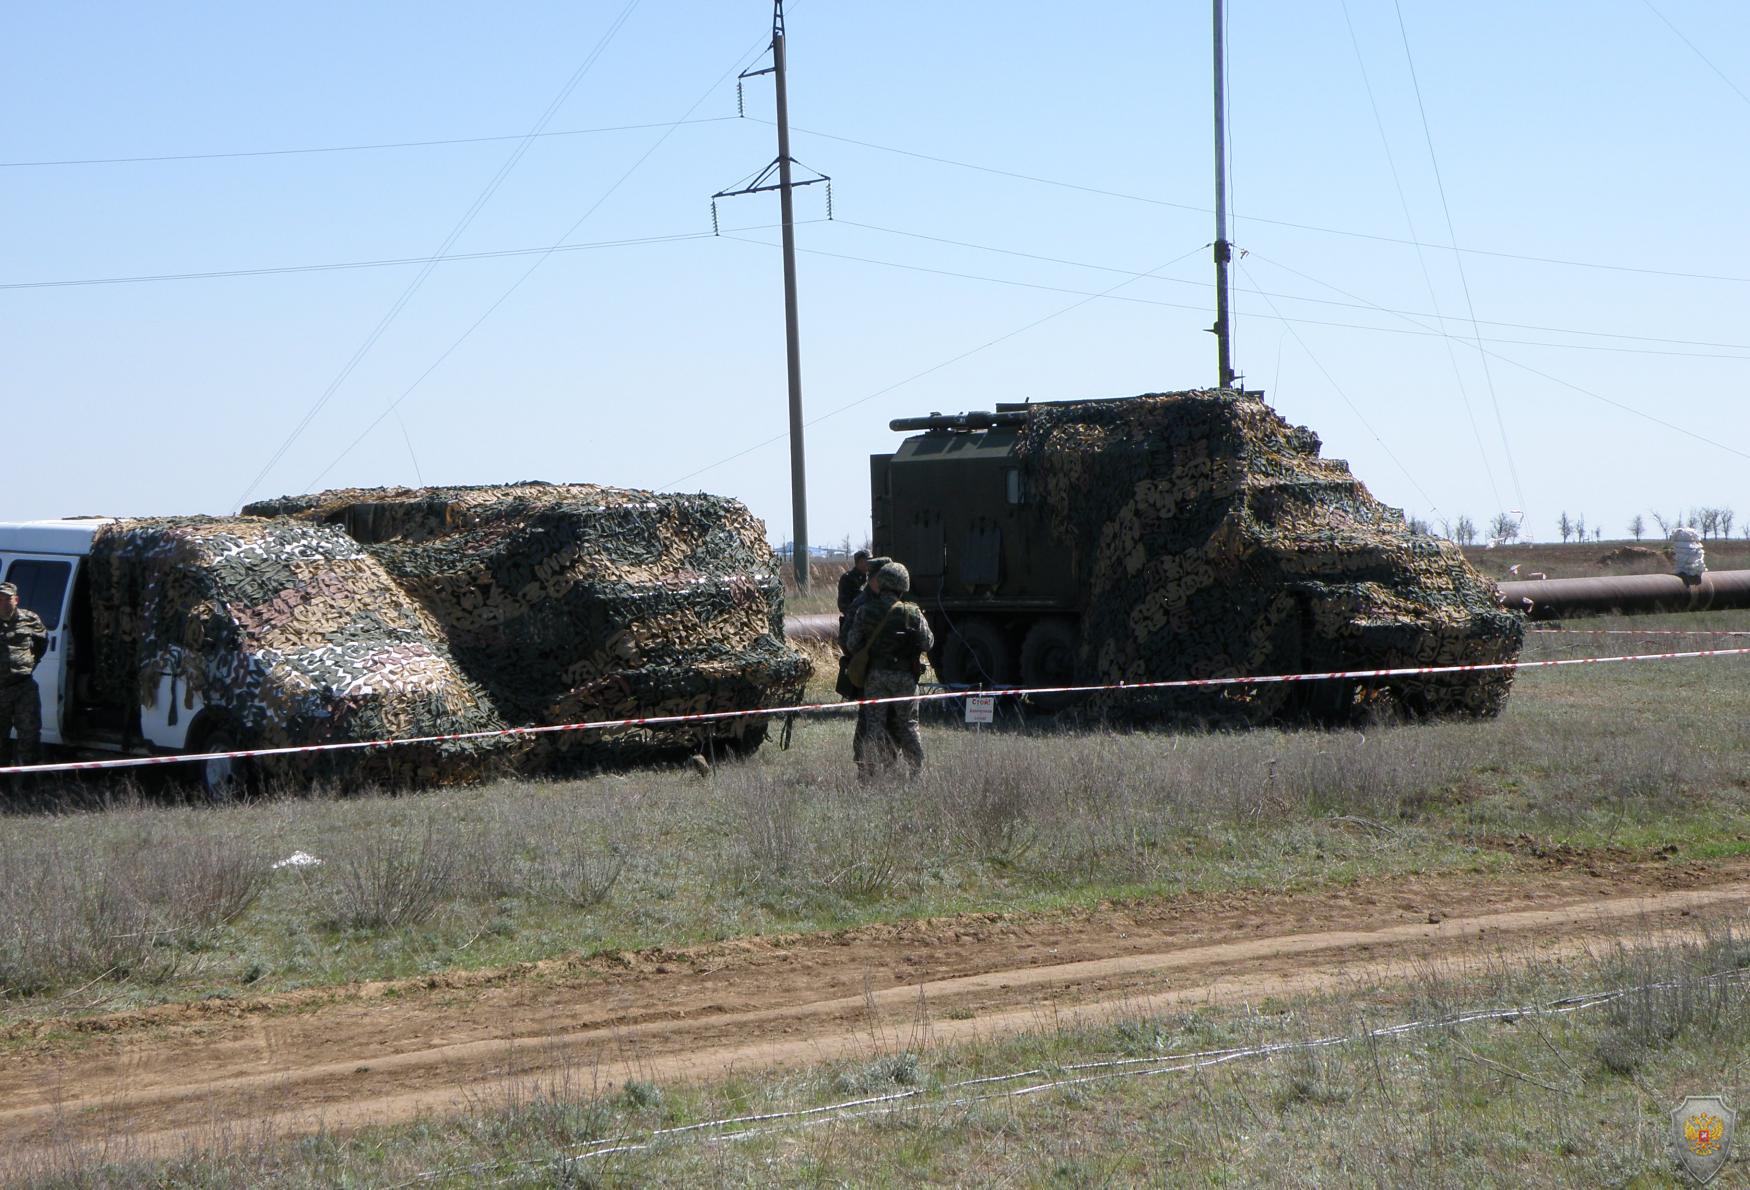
1672, 1095, 1736, 1184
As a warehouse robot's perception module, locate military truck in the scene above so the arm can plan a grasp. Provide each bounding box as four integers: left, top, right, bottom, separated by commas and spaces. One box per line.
870, 390, 1523, 721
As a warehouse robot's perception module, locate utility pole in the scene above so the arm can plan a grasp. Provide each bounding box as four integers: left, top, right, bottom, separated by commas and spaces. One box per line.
1211, 0, 1236, 390
711, 0, 830, 593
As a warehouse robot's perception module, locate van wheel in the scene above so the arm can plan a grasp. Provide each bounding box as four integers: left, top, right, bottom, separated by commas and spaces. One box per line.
195, 722, 253, 803
939, 618, 1014, 687
1019, 618, 1080, 709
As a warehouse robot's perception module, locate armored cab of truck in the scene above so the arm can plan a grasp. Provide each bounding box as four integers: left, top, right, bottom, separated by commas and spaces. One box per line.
871, 390, 1523, 722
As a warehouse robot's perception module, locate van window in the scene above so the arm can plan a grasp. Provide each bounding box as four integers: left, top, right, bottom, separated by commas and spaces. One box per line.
5, 560, 72, 630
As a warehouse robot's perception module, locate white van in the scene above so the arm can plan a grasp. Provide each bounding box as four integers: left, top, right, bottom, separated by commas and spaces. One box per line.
0, 518, 202, 761
0, 516, 518, 798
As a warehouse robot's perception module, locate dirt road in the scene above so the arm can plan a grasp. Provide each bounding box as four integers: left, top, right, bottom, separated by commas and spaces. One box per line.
6, 854, 1747, 1162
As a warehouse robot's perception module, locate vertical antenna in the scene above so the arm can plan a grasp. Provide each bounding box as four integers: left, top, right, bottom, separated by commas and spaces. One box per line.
771, 0, 810, 592
1211, 0, 1236, 390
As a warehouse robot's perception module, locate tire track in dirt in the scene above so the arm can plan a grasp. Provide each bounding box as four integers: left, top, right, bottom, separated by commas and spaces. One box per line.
4, 858, 1747, 1163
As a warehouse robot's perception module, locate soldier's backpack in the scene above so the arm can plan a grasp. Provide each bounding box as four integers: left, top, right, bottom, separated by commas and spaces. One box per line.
843, 602, 903, 693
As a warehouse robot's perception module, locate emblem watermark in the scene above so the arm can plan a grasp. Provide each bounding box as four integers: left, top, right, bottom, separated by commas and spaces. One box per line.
1672, 1094, 1736, 1185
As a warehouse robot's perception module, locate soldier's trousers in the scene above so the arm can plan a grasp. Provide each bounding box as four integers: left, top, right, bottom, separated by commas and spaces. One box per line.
854, 668, 924, 778
0, 677, 41, 766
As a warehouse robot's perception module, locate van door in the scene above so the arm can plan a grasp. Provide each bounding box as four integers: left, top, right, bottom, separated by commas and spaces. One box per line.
4, 557, 75, 745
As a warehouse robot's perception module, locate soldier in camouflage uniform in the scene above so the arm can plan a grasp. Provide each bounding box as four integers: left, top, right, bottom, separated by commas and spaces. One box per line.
0, 581, 48, 767
839, 555, 890, 652
843, 561, 933, 778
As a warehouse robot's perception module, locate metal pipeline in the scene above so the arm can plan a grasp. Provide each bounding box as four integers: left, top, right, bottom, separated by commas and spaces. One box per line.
1498, 570, 1750, 620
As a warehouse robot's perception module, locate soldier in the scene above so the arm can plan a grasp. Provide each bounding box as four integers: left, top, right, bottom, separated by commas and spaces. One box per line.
836, 550, 873, 641
843, 561, 933, 779
838, 555, 891, 652
0, 581, 48, 768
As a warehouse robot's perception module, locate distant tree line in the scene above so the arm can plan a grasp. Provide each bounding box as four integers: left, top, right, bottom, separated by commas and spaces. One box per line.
1408, 506, 1743, 546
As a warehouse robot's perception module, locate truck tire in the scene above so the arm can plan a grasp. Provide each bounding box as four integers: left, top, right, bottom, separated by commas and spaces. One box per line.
1019, 618, 1080, 709
193, 718, 254, 803
721, 722, 766, 758
939, 617, 1014, 687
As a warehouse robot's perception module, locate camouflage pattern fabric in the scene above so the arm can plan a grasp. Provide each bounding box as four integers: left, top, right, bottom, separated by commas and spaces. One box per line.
245, 482, 811, 768
86, 517, 517, 785
845, 593, 933, 673
0, 609, 46, 678
0, 677, 42, 765
1015, 391, 1523, 722
855, 668, 924, 778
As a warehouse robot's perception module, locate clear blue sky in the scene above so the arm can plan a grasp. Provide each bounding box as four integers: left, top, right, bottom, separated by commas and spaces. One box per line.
5, 1, 1747, 547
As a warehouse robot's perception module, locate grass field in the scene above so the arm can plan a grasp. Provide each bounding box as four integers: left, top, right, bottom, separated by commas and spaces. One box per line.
4, 609, 1749, 1185
12, 916, 1749, 1186
4, 610, 1747, 1022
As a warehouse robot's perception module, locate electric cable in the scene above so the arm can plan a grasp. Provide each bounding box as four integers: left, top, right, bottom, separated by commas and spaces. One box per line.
0, 118, 738, 169
659, 243, 1211, 490
1640, 0, 1750, 111
767, 121, 1750, 286
1339, 0, 1501, 514
1245, 250, 1750, 465
236, 0, 644, 509
1392, 0, 1525, 525
722, 229, 1750, 362
829, 219, 1750, 355
1237, 261, 1437, 512
0, 225, 824, 291
303, 22, 791, 490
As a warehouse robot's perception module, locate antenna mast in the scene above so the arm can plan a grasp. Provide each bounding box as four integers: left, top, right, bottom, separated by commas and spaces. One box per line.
1211, 0, 1236, 390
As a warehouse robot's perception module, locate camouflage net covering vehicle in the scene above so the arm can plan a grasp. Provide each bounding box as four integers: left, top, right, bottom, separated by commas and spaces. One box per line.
245, 483, 810, 769
1012, 391, 1524, 722
86, 517, 516, 786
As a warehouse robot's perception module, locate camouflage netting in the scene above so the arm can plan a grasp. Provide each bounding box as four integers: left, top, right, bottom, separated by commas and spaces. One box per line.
245, 483, 811, 767
1015, 391, 1523, 721
87, 518, 517, 784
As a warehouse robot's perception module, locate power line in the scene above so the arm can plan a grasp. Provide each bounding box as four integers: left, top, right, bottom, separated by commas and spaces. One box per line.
1237, 262, 1437, 512
0, 118, 738, 169
770, 120, 1750, 286
660, 244, 1212, 490
1640, 0, 1750, 111
14, 214, 1750, 361
31, 103, 1746, 289
1244, 251, 1750, 465
726, 227, 1750, 362
302, 21, 790, 491
833, 219, 1750, 354
1339, 0, 1501, 515
1392, 0, 1525, 520
236, 0, 644, 509
0, 226, 811, 291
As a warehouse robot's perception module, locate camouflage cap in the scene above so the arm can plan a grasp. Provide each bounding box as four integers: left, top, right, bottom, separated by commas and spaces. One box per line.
0, 582, 16, 597
879, 561, 911, 593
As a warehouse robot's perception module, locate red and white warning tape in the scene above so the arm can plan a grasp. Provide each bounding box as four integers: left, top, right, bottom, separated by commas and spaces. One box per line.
1529, 628, 1750, 636
3, 644, 1747, 777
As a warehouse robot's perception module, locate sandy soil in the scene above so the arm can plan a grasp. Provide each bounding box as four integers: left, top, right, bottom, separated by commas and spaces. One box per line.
5, 852, 1746, 1162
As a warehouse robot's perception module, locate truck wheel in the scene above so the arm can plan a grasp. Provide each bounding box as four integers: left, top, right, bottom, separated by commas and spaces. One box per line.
722, 722, 766, 758
195, 721, 254, 803
939, 618, 1014, 687
1019, 618, 1080, 709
